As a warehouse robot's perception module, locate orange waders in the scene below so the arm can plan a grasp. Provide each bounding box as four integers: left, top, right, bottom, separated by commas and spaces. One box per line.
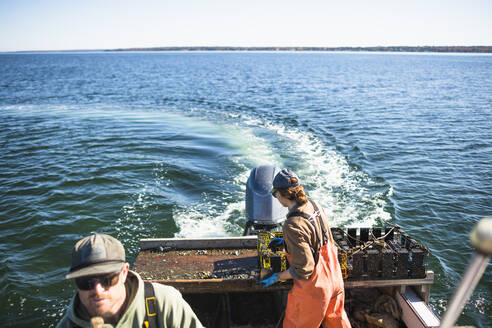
283, 203, 351, 328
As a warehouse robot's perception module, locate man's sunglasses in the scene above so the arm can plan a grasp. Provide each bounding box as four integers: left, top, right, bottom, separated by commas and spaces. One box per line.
75, 272, 120, 291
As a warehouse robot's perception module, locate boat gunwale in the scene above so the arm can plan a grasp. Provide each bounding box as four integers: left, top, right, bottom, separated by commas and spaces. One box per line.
140, 236, 258, 250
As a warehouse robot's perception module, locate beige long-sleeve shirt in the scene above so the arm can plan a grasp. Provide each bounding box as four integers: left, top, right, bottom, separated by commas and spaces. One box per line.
282, 200, 332, 280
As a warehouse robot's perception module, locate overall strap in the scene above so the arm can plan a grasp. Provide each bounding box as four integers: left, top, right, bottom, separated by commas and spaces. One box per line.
287, 200, 326, 262
143, 282, 158, 328
287, 200, 327, 245
287, 210, 317, 226
310, 200, 329, 246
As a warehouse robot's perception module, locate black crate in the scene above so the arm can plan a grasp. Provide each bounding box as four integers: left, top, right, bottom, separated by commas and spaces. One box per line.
331, 226, 429, 280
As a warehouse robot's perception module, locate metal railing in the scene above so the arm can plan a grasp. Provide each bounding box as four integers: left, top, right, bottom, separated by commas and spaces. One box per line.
440, 217, 492, 328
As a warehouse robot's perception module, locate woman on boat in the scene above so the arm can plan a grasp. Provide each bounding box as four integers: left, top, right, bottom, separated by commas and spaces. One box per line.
260, 168, 351, 328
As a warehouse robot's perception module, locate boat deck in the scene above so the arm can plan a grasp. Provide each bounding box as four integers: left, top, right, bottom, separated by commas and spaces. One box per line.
133, 236, 439, 328
133, 236, 434, 297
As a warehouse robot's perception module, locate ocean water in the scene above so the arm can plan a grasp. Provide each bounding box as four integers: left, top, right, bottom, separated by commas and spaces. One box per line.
0, 51, 490, 327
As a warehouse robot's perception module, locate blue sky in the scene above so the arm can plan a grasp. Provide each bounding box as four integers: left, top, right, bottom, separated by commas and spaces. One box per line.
0, 0, 490, 51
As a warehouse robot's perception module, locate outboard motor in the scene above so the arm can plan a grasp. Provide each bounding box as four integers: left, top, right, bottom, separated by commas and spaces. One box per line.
244, 165, 288, 235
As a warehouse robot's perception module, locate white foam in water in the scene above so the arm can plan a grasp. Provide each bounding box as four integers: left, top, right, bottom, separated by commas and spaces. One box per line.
174, 201, 245, 238
174, 207, 230, 238
255, 118, 392, 227
172, 112, 392, 237
71, 107, 392, 238
172, 122, 279, 238
105, 108, 391, 238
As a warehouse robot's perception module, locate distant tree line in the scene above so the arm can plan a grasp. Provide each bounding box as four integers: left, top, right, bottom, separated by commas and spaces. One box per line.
109, 46, 492, 53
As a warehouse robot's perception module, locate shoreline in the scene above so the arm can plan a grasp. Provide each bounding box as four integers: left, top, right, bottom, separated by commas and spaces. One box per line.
110, 46, 492, 53
4, 45, 492, 54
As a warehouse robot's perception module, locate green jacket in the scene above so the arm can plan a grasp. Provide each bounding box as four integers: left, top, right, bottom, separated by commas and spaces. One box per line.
57, 270, 204, 328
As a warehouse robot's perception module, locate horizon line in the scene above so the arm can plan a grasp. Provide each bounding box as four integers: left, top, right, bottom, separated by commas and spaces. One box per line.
3, 45, 492, 54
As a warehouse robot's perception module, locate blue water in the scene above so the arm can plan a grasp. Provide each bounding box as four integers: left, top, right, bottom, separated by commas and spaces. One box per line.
0, 52, 491, 327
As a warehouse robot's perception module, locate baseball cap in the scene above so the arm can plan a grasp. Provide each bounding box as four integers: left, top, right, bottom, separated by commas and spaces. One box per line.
271, 168, 300, 192
66, 233, 126, 279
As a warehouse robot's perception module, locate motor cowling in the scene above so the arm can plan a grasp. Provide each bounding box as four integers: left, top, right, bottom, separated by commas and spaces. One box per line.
244, 165, 288, 235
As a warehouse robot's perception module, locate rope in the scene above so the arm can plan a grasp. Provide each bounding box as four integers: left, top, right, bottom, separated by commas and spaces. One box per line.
333, 225, 399, 256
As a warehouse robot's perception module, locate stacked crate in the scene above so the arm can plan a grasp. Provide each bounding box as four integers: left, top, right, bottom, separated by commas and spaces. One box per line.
332, 226, 428, 280
257, 226, 428, 281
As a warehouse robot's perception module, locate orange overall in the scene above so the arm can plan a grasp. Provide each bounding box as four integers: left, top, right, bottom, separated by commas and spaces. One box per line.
283, 205, 351, 328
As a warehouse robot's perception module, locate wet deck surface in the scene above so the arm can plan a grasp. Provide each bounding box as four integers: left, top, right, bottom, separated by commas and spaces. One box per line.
133, 248, 294, 293
134, 249, 260, 280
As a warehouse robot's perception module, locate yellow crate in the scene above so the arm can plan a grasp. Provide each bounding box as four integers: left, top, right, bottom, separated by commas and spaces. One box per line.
257, 231, 289, 278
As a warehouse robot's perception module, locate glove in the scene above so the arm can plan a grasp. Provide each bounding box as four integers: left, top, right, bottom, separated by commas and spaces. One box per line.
268, 238, 284, 249
259, 273, 279, 287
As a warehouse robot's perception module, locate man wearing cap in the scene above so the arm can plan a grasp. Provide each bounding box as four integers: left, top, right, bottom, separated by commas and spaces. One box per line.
260, 169, 351, 328
57, 233, 203, 328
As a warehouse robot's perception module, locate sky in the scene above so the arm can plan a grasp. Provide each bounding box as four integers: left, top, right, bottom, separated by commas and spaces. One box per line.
0, 0, 491, 52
